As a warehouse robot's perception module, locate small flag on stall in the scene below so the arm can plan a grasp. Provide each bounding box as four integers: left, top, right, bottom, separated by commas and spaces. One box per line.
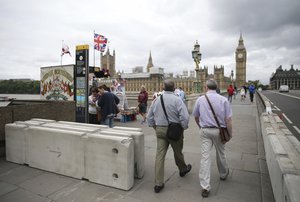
94, 33, 108, 52
61, 44, 71, 56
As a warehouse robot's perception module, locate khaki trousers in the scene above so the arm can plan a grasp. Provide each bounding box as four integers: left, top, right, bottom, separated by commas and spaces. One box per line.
199, 128, 228, 191
154, 126, 187, 186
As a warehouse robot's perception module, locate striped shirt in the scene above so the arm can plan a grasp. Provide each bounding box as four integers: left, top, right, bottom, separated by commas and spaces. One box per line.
192, 90, 232, 128
147, 91, 189, 129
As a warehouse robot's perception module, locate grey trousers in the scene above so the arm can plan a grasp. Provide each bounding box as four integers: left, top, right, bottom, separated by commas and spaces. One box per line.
199, 128, 229, 191
154, 126, 188, 186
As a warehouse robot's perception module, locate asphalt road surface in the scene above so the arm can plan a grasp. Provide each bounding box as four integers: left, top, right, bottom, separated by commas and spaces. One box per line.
261, 90, 300, 141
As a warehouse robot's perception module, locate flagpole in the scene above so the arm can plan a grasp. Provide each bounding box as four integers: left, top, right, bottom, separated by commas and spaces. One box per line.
61, 40, 63, 66
93, 30, 95, 69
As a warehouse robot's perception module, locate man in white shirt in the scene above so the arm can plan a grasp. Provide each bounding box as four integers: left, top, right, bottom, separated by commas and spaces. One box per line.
192, 79, 233, 198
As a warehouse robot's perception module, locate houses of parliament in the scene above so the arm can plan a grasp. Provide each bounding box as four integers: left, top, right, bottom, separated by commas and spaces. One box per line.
98, 35, 247, 95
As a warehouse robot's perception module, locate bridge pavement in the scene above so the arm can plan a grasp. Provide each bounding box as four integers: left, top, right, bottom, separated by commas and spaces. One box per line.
0, 95, 275, 202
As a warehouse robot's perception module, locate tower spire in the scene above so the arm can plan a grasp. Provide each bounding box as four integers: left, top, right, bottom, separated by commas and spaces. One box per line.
147, 51, 154, 72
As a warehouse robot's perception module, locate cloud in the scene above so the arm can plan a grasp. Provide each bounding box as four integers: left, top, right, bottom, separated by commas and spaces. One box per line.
0, 0, 299, 85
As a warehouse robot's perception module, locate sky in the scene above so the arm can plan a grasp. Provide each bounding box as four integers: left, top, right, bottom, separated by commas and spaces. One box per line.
0, 0, 299, 85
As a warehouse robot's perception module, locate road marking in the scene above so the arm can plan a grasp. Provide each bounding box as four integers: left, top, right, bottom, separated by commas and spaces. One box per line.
270, 101, 274, 105
293, 126, 300, 134
274, 106, 281, 111
282, 113, 293, 124
271, 91, 300, 100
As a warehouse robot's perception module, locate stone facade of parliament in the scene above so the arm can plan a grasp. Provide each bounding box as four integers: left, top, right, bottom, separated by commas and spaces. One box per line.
99, 36, 247, 95
270, 65, 300, 90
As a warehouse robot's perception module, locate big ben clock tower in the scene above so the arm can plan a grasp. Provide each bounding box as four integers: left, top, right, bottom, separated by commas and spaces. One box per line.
235, 33, 247, 88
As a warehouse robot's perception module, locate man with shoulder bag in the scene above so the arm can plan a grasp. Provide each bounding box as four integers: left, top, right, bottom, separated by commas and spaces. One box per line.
147, 79, 192, 193
192, 79, 233, 198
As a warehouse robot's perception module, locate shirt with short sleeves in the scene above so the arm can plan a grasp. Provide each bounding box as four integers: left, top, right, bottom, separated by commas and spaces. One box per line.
192, 90, 232, 128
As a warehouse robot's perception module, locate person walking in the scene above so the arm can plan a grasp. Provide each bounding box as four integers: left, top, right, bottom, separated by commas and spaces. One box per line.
227, 84, 234, 103
240, 87, 246, 101
147, 79, 192, 193
138, 85, 148, 124
192, 79, 233, 198
97, 84, 120, 128
88, 87, 99, 124
249, 83, 256, 103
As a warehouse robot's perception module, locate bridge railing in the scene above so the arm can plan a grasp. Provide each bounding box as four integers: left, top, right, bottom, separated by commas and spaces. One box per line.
257, 91, 300, 202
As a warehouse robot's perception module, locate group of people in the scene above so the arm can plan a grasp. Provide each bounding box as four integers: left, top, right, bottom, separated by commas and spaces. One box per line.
147, 79, 232, 198
227, 83, 256, 103
88, 84, 120, 128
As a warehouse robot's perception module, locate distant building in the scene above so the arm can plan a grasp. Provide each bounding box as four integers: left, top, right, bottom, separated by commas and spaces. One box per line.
270, 65, 300, 90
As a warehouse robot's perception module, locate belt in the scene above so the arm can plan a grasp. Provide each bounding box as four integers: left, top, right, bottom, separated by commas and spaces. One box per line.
156, 125, 168, 127
201, 126, 218, 129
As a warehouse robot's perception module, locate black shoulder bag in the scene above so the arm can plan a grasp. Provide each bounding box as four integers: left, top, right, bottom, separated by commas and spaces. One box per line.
204, 94, 232, 144
160, 95, 183, 141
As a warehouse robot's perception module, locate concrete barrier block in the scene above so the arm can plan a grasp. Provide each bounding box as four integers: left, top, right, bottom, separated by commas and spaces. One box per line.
113, 126, 142, 132
274, 115, 283, 123
278, 157, 297, 175
31, 118, 56, 123
283, 174, 300, 202
58, 121, 108, 129
100, 129, 145, 179
266, 127, 275, 135
15, 120, 45, 126
269, 135, 287, 156
42, 123, 100, 133
27, 126, 86, 179
5, 123, 27, 164
84, 134, 134, 190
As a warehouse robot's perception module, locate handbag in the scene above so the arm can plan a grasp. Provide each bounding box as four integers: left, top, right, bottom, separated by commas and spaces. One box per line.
160, 95, 183, 141
204, 94, 232, 143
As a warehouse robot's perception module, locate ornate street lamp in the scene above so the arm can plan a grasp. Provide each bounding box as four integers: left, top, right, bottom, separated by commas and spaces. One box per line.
192, 40, 202, 93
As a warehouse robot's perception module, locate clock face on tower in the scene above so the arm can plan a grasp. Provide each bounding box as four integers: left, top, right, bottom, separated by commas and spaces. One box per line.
238, 53, 243, 59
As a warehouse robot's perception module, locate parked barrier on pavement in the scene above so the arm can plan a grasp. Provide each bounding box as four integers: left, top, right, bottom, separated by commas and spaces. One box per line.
5, 119, 144, 191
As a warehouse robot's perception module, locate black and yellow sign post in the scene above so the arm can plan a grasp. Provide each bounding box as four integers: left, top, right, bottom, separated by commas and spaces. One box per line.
74, 45, 89, 123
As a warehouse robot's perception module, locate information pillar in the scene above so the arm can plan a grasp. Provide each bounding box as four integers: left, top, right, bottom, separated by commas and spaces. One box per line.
75, 45, 89, 123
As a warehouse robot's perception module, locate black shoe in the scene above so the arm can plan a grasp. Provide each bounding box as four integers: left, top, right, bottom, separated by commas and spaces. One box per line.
220, 168, 229, 181
154, 184, 164, 193
179, 164, 192, 177
202, 189, 210, 197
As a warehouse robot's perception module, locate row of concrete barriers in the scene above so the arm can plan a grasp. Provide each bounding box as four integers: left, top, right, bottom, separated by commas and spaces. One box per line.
258, 92, 300, 202
5, 118, 144, 191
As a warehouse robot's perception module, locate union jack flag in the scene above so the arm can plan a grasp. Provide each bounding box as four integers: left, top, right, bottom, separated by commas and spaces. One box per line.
94, 33, 108, 52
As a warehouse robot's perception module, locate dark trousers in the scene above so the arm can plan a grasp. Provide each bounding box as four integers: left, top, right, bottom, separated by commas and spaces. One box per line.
89, 113, 98, 124
250, 92, 254, 102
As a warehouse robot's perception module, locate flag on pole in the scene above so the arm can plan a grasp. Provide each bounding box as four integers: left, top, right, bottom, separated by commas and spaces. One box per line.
61, 44, 71, 56
94, 33, 108, 52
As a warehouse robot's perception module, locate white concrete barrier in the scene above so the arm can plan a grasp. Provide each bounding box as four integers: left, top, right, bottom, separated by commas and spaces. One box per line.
31, 118, 56, 123
261, 113, 300, 202
113, 126, 142, 132
100, 129, 144, 179
84, 134, 134, 190
27, 126, 86, 179
5, 123, 27, 164
42, 123, 100, 133
15, 120, 45, 126
58, 121, 109, 129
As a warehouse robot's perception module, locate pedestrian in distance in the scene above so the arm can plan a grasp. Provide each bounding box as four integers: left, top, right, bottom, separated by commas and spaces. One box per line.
240, 87, 246, 101
88, 87, 99, 124
192, 79, 233, 198
249, 83, 256, 103
227, 84, 234, 103
97, 84, 120, 128
137, 85, 148, 124
147, 79, 192, 193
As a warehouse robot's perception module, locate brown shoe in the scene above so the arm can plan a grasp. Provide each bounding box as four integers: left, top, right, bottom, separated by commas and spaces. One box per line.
202, 189, 209, 197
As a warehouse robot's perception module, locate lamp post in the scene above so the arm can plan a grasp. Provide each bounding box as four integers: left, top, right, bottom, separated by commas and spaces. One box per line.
192, 40, 202, 93
231, 70, 234, 85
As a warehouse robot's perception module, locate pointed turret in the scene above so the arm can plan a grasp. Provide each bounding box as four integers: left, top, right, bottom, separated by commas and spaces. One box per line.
236, 32, 246, 50
147, 51, 154, 72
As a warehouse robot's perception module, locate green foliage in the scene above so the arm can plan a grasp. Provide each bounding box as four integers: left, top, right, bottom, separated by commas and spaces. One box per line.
0, 79, 40, 94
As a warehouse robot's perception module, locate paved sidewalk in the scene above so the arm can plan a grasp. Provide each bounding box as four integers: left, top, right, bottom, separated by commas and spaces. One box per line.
0, 96, 275, 202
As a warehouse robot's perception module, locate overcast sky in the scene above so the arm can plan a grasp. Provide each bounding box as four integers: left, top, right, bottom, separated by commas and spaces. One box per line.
1, 0, 299, 84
